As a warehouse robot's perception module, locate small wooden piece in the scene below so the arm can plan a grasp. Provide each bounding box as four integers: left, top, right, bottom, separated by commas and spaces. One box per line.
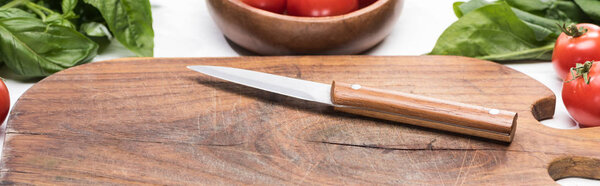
206, 0, 404, 55
331, 82, 517, 142
2, 56, 600, 185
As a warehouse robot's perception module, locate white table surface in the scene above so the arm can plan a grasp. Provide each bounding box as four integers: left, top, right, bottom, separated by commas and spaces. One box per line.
0, 0, 597, 185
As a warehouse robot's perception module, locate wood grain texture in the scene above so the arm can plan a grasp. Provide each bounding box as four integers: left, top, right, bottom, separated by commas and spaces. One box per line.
331, 81, 517, 142
206, 0, 403, 55
1, 56, 599, 185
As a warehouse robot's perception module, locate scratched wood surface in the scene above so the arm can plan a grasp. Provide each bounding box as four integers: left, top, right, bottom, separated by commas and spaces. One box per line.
1, 56, 600, 185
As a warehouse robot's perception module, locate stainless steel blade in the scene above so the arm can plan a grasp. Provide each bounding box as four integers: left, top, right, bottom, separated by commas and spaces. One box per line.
187, 65, 333, 105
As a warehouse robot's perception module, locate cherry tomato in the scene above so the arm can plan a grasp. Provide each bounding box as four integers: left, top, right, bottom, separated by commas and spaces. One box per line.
287, 0, 359, 17
242, 0, 286, 14
552, 23, 600, 79
562, 61, 600, 127
0, 79, 9, 125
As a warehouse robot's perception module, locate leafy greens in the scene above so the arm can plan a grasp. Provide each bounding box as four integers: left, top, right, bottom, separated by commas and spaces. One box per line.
0, 0, 154, 77
84, 0, 153, 57
430, 0, 600, 61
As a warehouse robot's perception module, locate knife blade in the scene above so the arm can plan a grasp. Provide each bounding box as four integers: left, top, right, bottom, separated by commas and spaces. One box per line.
187, 65, 333, 105
188, 65, 518, 143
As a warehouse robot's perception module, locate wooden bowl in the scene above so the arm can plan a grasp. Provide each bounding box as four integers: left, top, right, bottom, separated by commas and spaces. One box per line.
206, 0, 404, 55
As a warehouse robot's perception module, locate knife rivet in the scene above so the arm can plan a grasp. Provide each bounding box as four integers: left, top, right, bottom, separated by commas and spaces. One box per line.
489, 109, 500, 115
351, 84, 362, 90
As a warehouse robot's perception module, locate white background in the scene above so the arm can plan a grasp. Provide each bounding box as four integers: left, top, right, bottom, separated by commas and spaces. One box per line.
0, 0, 597, 185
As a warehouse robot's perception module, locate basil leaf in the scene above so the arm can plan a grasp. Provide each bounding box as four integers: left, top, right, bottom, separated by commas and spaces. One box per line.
0, 8, 36, 18
453, 2, 465, 18
0, 8, 32, 64
574, 0, 600, 21
83, 0, 154, 57
18, 1, 77, 29
45, 12, 76, 28
61, 0, 78, 19
454, 0, 489, 18
429, 2, 554, 61
80, 21, 111, 38
0, 12, 98, 76
80, 22, 111, 53
62, 0, 78, 13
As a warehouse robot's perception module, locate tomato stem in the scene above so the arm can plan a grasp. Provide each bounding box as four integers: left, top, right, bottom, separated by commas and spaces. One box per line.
559, 23, 587, 37
566, 61, 594, 84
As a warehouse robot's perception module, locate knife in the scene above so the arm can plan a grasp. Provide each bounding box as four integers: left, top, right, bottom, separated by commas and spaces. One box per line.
188, 65, 518, 143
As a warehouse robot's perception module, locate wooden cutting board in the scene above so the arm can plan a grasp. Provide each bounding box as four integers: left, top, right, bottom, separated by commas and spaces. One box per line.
1, 56, 599, 185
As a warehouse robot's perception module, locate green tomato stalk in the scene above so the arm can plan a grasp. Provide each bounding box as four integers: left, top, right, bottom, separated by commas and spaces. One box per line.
566, 61, 594, 84
559, 23, 588, 38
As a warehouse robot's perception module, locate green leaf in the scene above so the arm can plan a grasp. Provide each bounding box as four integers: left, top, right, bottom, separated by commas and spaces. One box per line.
62, 0, 78, 13
574, 0, 600, 21
511, 8, 561, 41
80, 22, 112, 53
454, 0, 564, 41
454, 0, 489, 17
19, 1, 77, 29
45, 12, 76, 28
453, 2, 465, 18
546, 1, 591, 23
0, 8, 35, 18
61, 0, 79, 19
83, 0, 154, 57
506, 0, 590, 23
504, 0, 550, 14
80, 21, 111, 38
0, 8, 36, 64
429, 2, 554, 61
0, 10, 98, 77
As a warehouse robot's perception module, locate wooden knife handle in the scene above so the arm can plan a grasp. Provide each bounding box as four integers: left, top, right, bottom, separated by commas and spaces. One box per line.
330, 81, 518, 142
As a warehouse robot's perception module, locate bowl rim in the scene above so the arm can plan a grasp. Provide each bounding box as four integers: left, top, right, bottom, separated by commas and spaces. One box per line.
229, 0, 390, 22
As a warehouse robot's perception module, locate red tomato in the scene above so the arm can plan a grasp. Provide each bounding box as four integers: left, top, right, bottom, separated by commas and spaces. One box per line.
0, 79, 8, 125
242, 0, 286, 14
552, 23, 600, 79
287, 0, 359, 17
562, 61, 600, 127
